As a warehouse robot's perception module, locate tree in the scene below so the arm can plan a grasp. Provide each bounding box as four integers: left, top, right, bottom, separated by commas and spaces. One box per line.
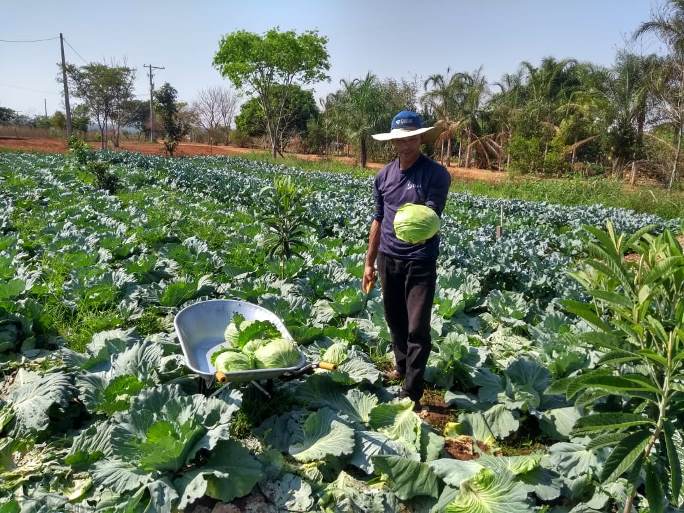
117, 99, 150, 140
235, 84, 318, 146
213, 27, 330, 157
192, 86, 239, 145
63, 62, 135, 149
71, 104, 90, 135
50, 111, 66, 130
0, 107, 17, 124
423, 68, 462, 166
338, 73, 385, 168
154, 82, 190, 156
635, 0, 684, 188
592, 53, 660, 176
319, 75, 418, 165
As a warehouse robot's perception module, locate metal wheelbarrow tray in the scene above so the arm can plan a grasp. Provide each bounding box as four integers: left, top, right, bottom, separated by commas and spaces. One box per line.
174, 299, 307, 383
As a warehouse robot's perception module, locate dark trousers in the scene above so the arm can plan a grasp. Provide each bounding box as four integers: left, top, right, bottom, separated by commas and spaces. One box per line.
377, 251, 437, 402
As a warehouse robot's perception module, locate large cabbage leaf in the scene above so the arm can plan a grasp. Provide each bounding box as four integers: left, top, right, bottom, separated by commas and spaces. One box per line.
288, 408, 355, 462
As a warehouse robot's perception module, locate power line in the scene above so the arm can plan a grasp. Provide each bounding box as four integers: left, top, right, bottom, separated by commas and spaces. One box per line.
0, 36, 58, 43
0, 82, 59, 95
63, 37, 88, 64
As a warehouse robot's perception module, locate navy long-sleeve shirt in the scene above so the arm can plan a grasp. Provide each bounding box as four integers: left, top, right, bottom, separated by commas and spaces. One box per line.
373, 153, 451, 261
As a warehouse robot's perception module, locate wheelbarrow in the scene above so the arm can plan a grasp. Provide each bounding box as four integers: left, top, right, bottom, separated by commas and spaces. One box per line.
174, 299, 329, 396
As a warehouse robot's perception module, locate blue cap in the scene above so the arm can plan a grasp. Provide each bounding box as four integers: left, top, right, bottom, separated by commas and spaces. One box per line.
391, 111, 424, 131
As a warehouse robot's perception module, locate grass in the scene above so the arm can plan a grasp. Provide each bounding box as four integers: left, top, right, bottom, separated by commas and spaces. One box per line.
234, 149, 684, 220
451, 176, 684, 220
236, 150, 376, 178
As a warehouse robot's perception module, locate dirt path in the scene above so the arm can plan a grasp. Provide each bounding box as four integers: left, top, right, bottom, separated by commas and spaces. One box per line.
0, 136, 507, 183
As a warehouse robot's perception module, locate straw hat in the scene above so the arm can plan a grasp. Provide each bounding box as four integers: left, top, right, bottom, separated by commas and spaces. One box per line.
371, 110, 436, 142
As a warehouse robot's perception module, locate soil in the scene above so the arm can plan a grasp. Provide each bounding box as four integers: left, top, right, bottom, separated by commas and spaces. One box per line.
419, 388, 453, 432
624, 234, 684, 262
443, 436, 494, 460
0, 136, 508, 184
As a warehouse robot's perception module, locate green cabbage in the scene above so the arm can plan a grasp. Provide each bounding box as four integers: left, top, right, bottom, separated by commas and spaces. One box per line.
224, 314, 281, 348
254, 338, 301, 369
223, 320, 241, 346
242, 338, 270, 354
393, 203, 440, 244
322, 342, 348, 365
214, 349, 255, 372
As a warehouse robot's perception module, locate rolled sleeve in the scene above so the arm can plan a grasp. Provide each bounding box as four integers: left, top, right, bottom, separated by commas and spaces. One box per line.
373, 175, 384, 221
425, 169, 451, 216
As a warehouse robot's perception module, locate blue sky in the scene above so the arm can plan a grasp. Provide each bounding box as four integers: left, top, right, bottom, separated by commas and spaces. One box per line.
1, 0, 666, 116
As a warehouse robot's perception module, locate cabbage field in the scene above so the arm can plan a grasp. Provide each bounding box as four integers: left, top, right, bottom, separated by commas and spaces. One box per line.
0, 150, 683, 513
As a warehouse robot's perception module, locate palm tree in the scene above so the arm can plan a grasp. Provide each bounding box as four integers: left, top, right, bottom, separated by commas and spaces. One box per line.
339, 73, 384, 168
422, 68, 462, 166
457, 67, 489, 168
635, 0, 684, 188
490, 69, 525, 169
519, 58, 579, 172
594, 53, 660, 177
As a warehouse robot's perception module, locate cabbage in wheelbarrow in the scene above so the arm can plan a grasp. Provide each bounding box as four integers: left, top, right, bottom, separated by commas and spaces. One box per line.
210, 313, 301, 372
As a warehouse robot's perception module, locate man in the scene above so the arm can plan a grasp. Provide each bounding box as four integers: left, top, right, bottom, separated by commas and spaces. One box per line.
362, 110, 451, 413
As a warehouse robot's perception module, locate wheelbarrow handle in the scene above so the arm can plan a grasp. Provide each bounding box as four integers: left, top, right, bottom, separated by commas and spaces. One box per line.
216, 361, 338, 383
281, 361, 338, 380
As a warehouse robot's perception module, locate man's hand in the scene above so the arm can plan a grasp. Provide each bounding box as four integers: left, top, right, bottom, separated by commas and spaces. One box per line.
362, 264, 376, 294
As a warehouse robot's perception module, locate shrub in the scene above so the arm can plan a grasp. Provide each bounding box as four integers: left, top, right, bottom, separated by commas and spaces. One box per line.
87, 160, 119, 194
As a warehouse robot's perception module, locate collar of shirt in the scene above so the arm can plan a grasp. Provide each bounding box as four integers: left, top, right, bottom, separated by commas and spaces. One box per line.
398, 153, 425, 173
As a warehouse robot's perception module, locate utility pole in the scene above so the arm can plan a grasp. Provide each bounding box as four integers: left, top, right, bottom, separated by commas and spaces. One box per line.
60, 33, 72, 138
145, 64, 164, 142
44, 99, 48, 118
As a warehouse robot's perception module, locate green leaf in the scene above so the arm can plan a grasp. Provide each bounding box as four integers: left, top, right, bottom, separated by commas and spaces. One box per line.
351, 430, 412, 474
109, 385, 239, 474
518, 466, 564, 502
0, 500, 19, 513
7, 370, 74, 435
175, 439, 262, 510
458, 412, 496, 447
373, 455, 440, 500
66, 420, 115, 468
546, 440, 599, 479
0, 279, 26, 300
369, 398, 422, 452
92, 460, 152, 494
645, 459, 665, 513
78, 374, 145, 415
567, 374, 659, 400
587, 289, 632, 309
585, 432, 629, 451
561, 299, 610, 331
319, 470, 399, 512
334, 389, 378, 425
663, 422, 684, 505
597, 350, 640, 366
600, 429, 651, 483
644, 256, 684, 284
331, 352, 381, 385
147, 478, 179, 513
288, 408, 355, 462
573, 412, 653, 435
638, 348, 669, 367
540, 407, 582, 440
483, 404, 519, 440
259, 473, 314, 512
444, 467, 532, 513
429, 458, 483, 487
